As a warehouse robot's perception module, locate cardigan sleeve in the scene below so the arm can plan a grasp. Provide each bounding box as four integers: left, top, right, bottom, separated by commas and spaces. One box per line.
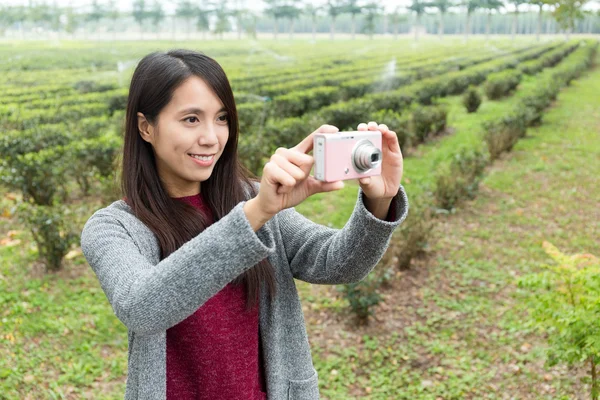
80, 201, 276, 336
276, 184, 409, 285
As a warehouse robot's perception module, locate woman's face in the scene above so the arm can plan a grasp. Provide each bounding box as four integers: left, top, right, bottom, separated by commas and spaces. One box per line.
138, 76, 229, 198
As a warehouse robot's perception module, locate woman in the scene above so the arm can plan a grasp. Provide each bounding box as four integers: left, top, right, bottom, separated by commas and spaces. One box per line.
80, 49, 409, 400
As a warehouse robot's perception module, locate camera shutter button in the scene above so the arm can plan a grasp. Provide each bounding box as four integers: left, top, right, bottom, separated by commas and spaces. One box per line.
345, 168, 349, 174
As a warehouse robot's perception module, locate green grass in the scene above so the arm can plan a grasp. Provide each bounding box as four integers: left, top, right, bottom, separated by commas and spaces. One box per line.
0, 234, 128, 398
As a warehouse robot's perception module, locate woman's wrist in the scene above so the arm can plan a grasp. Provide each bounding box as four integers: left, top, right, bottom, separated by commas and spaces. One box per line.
363, 195, 393, 221
243, 198, 274, 232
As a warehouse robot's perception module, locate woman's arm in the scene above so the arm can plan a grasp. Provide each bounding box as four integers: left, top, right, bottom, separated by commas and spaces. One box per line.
80, 201, 276, 336
277, 184, 409, 285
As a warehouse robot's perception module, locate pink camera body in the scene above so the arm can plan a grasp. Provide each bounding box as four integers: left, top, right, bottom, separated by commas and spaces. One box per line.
313, 130, 383, 182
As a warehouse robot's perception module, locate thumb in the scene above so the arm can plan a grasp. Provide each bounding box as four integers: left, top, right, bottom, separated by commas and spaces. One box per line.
359, 177, 372, 185
307, 178, 344, 196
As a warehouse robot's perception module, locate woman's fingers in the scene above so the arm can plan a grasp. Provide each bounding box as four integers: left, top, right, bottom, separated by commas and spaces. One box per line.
357, 122, 368, 131
275, 147, 314, 175
306, 176, 344, 196
291, 124, 339, 154
271, 151, 308, 182
263, 161, 296, 194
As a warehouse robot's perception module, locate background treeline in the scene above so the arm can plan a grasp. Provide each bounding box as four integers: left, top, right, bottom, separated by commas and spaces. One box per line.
0, 0, 599, 40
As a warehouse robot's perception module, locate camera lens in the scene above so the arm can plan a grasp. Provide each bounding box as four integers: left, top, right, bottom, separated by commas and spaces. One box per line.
352, 140, 382, 172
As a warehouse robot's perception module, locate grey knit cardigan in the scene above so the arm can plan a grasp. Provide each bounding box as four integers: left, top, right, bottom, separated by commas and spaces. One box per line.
80, 181, 409, 400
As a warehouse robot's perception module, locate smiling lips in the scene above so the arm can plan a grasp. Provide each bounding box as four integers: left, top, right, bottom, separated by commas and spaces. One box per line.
188, 153, 215, 166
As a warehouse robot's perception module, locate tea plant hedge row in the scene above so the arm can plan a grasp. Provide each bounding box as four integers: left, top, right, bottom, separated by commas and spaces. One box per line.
0, 39, 590, 279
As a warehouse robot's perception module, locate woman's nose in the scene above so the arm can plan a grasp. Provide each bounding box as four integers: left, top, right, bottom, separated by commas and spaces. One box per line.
197, 124, 219, 147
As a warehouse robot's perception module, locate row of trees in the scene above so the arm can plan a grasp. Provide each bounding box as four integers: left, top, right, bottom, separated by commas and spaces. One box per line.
0, 0, 598, 40
405, 0, 598, 40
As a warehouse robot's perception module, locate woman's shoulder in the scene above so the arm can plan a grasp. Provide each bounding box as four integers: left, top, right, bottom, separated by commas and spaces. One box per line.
82, 198, 145, 235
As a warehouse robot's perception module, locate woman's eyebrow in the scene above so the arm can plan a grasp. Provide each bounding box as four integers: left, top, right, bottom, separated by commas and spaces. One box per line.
179, 107, 227, 115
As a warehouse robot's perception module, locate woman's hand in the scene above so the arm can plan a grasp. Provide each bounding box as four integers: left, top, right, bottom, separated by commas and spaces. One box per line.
356, 121, 404, 201
254, 124, 345, 218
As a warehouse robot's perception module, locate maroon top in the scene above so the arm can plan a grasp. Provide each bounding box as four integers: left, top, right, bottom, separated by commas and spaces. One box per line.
166, 191, 267, 400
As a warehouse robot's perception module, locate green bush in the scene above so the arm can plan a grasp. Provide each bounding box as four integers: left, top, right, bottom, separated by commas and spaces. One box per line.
68, 134, 121, 196
15, 201, 79, 272
316, 98, 375, 130
107, 93, 128, 116
238, 133, 270, 177
462, 86, 482, 113
482, 111, 527, 161
518, 43, 578, 75
0, 145, 70, 206
516, 81, 559, 127
272, 86, 339, 118
73, 80, 116, 94
518, 242, 600, 400
336, 269, 392, 326
77, 116, 111, 138
237, 101, 270, 134
410, 104, 448, 145
484, 69, 522, 100
387, 191, 437, 270
369, 109, 411, 151
0, 124, 72, 157
434, 145, 489, 210
263, 115, 309, 151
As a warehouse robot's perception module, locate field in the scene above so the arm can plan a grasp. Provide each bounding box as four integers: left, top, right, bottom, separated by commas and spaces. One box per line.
1, 37, 599, 399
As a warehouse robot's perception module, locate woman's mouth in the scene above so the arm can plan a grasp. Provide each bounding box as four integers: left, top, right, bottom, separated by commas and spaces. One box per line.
188, 153, 215, 166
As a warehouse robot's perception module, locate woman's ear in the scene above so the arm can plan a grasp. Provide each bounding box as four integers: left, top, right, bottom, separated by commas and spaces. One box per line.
137, 112, 154, 143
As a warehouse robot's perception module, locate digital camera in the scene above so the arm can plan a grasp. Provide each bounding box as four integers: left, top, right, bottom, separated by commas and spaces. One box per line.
313, 130, 382, 182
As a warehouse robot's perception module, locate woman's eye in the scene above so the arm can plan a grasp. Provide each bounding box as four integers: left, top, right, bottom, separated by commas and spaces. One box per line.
184, 116, 199, 123
217, 114, 229, 123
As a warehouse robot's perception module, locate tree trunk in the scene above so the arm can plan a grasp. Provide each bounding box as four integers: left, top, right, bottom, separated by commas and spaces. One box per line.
383, 14, 388, 35
312, 20, 316, 41
274, 18, 278, 39
394, 21, 399, 40
537, 6, 543, 41
439, 13, 444, 37
486, 11, 491, 40
465, 12, 471, 41
289, 19, 294, 39
351, 15, 356, 39
415, 14, 421, 41
330, 17, 335, 40
512, 11, 518, 41
172, 16, 176, 40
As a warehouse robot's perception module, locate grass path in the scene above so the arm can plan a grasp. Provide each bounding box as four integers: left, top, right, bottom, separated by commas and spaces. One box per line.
302, 57, 600, 399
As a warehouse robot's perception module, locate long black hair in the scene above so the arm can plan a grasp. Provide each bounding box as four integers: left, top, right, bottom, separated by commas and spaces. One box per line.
120, 49, 276, 311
